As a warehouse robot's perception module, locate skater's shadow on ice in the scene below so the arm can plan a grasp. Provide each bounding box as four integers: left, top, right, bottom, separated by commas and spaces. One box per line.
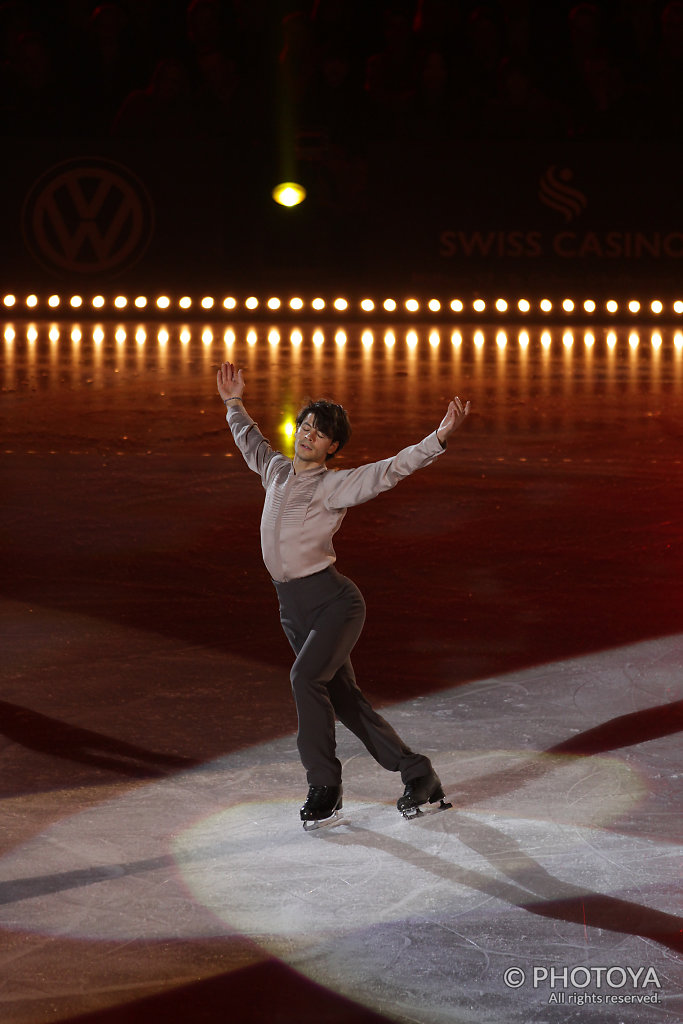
0, 700, 199, 793
450, 697, 683, 809
319, 818, 683, 955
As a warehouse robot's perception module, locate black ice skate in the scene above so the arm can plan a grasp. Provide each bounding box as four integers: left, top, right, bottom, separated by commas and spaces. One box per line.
397, 770, 452, 820
300, 784, 344, 831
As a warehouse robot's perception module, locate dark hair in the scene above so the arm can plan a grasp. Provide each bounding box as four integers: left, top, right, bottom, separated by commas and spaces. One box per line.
296, 399, 351, 459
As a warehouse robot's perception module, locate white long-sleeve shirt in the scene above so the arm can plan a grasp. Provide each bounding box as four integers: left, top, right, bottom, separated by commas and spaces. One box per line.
227, 403, 446, 582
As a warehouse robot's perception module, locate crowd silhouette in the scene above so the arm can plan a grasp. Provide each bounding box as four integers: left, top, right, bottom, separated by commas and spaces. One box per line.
1, 0, 682, 146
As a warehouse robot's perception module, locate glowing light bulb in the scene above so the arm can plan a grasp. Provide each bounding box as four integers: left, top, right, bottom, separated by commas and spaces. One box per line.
312, 298, 325, 310
405, 299, 419, 312
428, 299, 441, 312
272, 182, 306, 207
92, 295, 105, 308
383, 298, 397, 312
179, 296, 192, 309
114, 296, 127, 309
3, 294, 16, 307
583, 299, 596, 313
606, 300, 618, 313
450, 299, 463, 312
333, 297, 348, 311
651, 300, 663, 314
562, 299, 575, 313
157, 296, 170, 309
135, 296, 147, 308
26, 294, 38, 308
48, 295, 60, 308
245, 297, 258, 310
628, 300, 640, 314
70, 295, 83, 308
473, 299, 486, 313
201, 297, 214, 310
518, 299, 530, 313
495, 299, 508, 313
267, 297, 281, 310
223, 297, 237, 310
540, 299, 552, 312
289, 297, 304, 310
361, 299, 375, 312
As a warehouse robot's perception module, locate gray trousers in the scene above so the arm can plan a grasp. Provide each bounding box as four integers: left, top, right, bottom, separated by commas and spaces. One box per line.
274, 566, 432, 787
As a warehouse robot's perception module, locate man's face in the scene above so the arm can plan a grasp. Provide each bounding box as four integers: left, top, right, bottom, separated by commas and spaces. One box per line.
295, 417, 339, 465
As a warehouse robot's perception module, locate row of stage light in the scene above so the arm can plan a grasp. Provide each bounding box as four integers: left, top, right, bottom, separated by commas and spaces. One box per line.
4, 292, 683, 320
5, 323, 683, 351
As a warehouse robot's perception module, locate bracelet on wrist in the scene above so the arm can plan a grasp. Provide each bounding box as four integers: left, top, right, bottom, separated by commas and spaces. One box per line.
224, 396, 243, 405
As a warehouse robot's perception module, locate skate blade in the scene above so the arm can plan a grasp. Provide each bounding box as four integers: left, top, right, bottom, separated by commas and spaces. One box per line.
302, 809, 345, 832
401, 799, 452, 821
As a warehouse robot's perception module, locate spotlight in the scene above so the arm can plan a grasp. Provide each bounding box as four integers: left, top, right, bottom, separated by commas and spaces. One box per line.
272, 182, 307, 207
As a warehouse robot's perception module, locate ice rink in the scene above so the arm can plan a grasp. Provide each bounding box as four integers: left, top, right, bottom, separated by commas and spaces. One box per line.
1, 314, 681, 1023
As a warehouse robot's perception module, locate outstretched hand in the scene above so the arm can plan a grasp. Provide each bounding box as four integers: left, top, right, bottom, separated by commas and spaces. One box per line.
217, 361, 245, 402
436, 396, 470, 445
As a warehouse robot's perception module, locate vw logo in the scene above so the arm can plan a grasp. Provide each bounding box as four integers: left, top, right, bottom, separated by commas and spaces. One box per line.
21, 156, 155, 277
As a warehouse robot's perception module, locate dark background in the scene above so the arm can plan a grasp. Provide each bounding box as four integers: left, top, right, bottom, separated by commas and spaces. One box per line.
2, 0, 683, 293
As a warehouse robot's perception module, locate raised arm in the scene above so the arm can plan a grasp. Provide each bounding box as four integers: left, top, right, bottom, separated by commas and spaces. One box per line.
323, 394, 471, 510
217, 362, 281, 480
